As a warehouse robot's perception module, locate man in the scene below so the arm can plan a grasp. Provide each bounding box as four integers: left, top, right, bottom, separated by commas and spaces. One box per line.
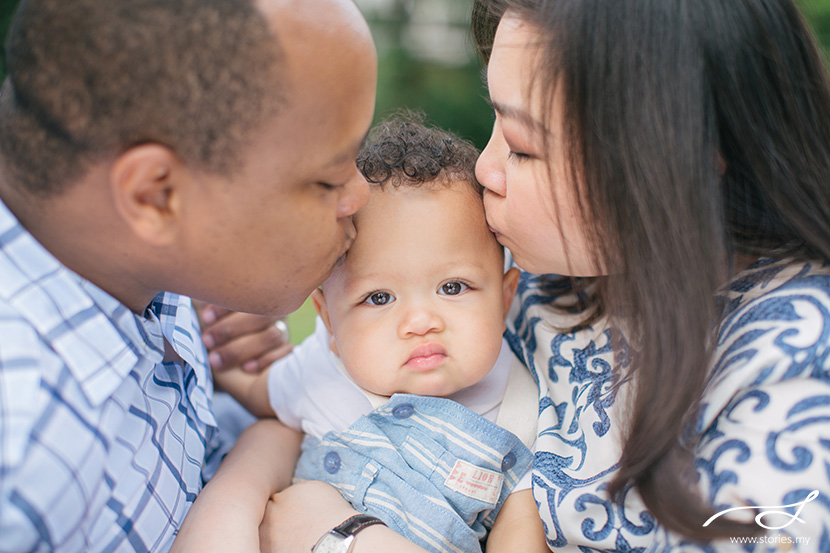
0, 0, 376, 550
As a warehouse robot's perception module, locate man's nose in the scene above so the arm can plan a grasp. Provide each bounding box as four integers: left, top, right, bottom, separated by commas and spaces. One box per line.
337, 169, 370, 218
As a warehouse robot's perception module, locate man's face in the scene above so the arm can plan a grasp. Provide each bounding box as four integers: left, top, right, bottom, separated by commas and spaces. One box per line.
179, 0, 377, 316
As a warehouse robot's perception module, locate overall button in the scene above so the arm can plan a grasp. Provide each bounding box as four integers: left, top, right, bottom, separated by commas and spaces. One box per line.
392, 403, 414, 419
501, 451, 517, 471
324, 451, 341, 474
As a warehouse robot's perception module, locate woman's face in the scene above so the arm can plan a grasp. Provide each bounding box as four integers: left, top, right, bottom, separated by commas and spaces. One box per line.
475, 13, 602, 276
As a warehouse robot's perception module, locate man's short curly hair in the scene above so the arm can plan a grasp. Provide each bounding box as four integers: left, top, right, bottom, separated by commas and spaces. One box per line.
0, 0, 280, 195
357, 112, 481, 194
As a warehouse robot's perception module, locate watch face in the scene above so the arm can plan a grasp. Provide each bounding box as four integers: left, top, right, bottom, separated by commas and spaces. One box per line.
312, 532, 353, 553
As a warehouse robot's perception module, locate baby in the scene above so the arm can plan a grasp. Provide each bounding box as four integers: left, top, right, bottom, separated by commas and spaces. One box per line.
216, 113, 544, 553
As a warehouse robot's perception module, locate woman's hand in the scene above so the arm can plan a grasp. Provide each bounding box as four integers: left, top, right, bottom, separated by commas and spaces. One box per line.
194, 301, 293, 373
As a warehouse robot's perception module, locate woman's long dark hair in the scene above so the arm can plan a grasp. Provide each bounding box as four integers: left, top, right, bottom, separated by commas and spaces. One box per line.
473, 0, 830, 540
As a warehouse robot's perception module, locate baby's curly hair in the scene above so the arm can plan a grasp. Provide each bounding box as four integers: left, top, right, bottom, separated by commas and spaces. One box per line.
357, 111, 482, 194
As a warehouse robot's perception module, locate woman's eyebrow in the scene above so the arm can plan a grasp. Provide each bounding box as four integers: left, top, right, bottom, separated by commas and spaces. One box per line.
485, 96, 546, 133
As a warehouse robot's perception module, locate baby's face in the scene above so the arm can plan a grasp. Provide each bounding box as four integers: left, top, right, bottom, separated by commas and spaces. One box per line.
316, 182, 518, 397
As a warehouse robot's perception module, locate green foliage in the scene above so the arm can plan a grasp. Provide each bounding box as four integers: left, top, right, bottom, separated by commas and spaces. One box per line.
798, 0, 830, 56
0, 0, 18, 79
375, 46, 492, 149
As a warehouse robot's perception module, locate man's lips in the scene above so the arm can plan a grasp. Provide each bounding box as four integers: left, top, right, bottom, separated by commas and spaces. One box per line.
404, 343, 448, 371
335, 231, 357, 265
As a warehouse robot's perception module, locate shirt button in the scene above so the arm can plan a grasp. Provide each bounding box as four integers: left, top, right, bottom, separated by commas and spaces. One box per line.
324, 452, 341, 474
501, 451, 517, 471
392, 403, 415, 419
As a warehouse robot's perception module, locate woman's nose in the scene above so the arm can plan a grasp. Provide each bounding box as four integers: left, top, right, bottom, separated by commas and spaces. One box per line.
475, 123, 507, 197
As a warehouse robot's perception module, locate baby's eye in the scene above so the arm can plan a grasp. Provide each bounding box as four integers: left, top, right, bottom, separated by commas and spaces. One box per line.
438, 281, 470, 296
364, 291, 395, 306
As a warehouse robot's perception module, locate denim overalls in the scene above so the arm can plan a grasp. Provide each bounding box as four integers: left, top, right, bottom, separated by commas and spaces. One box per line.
294, 393, 534, 553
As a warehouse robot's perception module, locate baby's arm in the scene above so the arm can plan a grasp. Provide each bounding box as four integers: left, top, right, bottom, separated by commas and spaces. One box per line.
260, 481, 432, 553
214, 367, 274, 418
486, 489, 550, 553
215, 315, 332, 420
170, 419, 302, 553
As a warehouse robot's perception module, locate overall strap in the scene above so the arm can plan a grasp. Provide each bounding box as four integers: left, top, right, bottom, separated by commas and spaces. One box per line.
495, 356, 538, 449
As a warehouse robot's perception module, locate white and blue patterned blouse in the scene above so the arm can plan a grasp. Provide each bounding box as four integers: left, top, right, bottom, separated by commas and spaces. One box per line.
507, 258, 830, 552
0, 198, 226, 552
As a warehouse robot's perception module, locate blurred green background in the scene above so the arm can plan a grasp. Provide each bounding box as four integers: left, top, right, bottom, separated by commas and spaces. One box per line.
2, 0, 830, 342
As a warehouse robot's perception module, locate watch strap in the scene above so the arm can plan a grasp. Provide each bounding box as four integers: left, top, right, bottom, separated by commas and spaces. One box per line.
311, 514, 386, 552
332, 514, 386, 538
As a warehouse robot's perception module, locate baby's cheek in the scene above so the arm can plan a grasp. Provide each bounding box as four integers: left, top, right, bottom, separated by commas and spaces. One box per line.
342, 349, 387, 390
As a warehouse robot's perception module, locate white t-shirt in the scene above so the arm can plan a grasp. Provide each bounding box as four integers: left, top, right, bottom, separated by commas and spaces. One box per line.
267, 317, 535, 489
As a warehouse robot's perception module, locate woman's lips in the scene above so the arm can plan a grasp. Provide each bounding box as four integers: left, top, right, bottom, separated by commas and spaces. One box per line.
404, 343, 448, 371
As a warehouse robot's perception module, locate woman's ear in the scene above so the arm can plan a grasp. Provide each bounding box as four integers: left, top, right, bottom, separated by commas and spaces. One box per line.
110, 144, 183, 247
311, 288, 339, 355
502, 267, 521, 315
715, 151, 726, 175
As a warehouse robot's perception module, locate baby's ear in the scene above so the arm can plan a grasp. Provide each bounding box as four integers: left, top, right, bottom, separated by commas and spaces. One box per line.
502, 267, 521, 315
311, 288, 339, 355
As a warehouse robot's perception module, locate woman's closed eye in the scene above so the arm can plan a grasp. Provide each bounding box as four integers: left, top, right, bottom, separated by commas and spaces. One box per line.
362, 290, 395, 306
507, 150, 532, 163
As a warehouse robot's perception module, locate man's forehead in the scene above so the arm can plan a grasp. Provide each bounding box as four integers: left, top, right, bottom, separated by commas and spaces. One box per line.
325, 131, 370, 170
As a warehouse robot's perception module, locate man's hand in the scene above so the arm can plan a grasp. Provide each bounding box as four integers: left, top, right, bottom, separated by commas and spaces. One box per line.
194, 302, 293, 373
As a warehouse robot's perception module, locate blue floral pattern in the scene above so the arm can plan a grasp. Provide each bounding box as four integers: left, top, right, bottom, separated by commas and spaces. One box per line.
507, 259, 830, 551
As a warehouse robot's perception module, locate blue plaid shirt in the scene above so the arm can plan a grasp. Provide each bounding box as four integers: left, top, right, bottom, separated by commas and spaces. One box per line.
0, 197, 225, 552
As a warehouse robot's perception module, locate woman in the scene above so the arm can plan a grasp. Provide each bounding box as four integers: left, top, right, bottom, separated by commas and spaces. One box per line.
470, 0, 830, 549
212, 0, 830, 550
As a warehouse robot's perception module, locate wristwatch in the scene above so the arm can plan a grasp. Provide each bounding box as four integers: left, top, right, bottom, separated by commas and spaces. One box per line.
311, 514, 386, 553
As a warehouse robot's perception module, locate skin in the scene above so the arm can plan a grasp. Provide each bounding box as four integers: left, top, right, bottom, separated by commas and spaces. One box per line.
256, 13, 596, 553
0, 0, 377, 318
167, 1, 379, 551
215, 180, 548, 552
218, 9, 764, 552
196, 302, 292, 373
314, 183, 519, 398
214, 181, 520, 413
475, 13, 601, 277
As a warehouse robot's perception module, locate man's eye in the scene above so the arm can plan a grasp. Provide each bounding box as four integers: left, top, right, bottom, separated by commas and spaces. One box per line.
364, 291, 395, 306
439, 281, 469, 296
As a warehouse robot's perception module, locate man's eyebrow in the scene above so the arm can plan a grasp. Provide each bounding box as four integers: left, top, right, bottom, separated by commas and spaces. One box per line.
484, 96, 546, 132
326, 130, 370, 168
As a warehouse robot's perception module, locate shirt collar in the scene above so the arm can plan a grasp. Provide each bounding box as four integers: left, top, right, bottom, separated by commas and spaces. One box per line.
0, 197, 212, 418
148, 291, 216, 426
